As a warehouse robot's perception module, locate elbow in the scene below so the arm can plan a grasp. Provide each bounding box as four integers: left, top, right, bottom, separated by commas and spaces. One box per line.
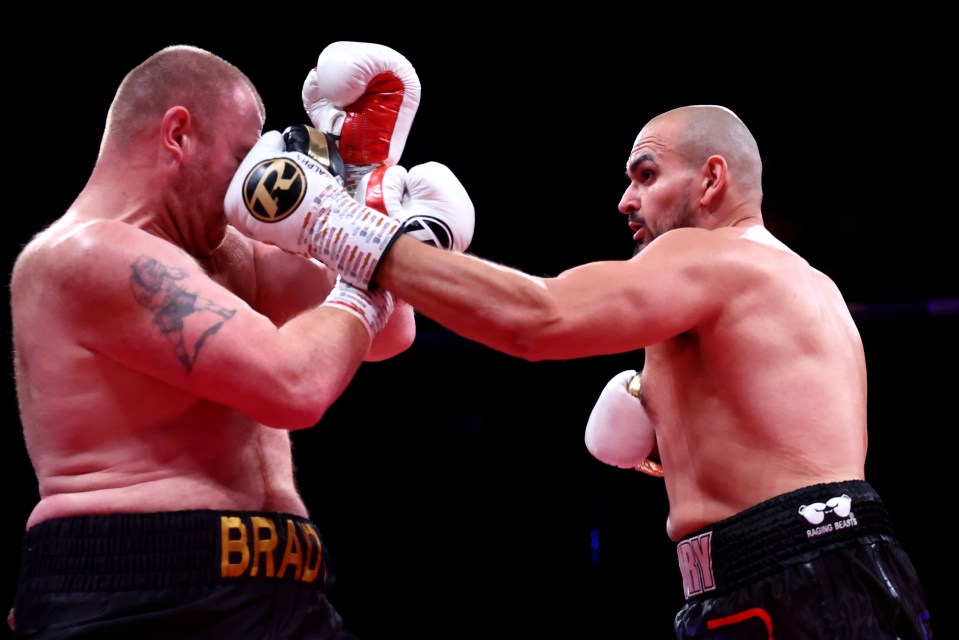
506, 335, 549, 362
496, 299, 594, 362
286, 376, 341, 429
256, 401, 329, 431
493, 315, 559, 362
250, 374, 338, 430
496, 291, 568, 361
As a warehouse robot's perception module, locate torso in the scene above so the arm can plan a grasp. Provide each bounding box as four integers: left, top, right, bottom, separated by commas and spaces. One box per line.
642, 226, 868, 541
12, 216, 307, 530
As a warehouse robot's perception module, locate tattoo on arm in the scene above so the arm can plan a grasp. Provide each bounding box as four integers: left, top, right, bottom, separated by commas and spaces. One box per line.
129, 256, 236, 373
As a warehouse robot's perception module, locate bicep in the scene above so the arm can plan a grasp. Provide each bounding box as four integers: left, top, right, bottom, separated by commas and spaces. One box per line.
80, 249, 370, 428
78, 248, 283, 387
56, 225, 368, 428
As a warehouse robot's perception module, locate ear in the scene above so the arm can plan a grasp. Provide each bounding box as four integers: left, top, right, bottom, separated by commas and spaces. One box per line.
160, 106, 192, 162
699, 155, 727, 207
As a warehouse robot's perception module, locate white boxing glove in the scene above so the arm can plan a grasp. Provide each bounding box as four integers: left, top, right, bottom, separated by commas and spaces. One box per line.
224, 130, 401, 289
584, 370, 663, 476
302, 41, 421, 195
361, 162, 475, 254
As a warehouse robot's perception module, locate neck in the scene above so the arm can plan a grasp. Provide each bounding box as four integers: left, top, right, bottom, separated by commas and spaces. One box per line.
721, 205, 763, 229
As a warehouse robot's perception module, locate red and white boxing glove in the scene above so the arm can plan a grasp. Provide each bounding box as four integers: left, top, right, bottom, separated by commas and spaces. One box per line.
357, 162, 475, 253
584, 370, 663, 476
302, 41, 421, 196
353, 164, 408, 216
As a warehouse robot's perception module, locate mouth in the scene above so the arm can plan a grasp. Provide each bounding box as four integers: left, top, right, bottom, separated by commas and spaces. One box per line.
629, 221, 645, 243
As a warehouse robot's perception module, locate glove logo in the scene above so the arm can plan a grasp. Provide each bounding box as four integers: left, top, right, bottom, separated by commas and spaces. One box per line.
242, 158, 307, 223
399, 215, 453, 250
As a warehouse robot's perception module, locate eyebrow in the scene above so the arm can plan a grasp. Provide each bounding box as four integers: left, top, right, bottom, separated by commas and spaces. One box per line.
626, 152, 655, 176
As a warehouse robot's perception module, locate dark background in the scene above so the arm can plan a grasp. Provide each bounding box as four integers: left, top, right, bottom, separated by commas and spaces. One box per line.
4, 17, 955, 639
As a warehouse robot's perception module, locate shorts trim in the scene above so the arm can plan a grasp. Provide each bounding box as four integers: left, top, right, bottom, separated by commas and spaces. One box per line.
676, 480, 898, 601
16, 510, 330, 594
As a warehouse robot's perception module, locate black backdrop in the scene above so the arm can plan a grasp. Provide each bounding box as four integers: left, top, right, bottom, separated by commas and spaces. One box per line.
3, 16, 955, 639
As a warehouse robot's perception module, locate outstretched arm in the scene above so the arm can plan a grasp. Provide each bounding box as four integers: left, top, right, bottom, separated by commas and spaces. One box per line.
374, 229, 720, 361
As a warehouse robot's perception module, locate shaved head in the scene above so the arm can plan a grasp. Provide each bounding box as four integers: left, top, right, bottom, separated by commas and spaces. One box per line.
100, 45, 265, 153
640, 105, 763, 196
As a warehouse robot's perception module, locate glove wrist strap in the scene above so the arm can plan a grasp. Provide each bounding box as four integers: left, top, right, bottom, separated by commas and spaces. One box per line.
306, 188, 399, 290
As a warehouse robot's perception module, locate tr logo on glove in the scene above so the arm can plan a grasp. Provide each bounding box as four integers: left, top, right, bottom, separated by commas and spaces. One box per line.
240, 158, 308, 223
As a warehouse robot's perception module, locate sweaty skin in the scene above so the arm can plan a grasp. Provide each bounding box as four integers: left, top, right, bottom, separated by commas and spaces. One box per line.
11, 48, 415, 531
375, 105, 867, 541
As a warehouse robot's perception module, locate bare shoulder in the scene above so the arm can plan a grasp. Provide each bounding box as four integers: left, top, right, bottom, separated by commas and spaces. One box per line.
648, 226, 809, 277
11, 218, 214, 341
630, 227, 816, 325
19, 217, 190, 263
637, 227, 765, 278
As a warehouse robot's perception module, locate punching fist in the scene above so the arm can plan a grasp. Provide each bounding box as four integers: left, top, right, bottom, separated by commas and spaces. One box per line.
584, 370, 663, 477
302, 41, 421, 195
357, 162, 475, 253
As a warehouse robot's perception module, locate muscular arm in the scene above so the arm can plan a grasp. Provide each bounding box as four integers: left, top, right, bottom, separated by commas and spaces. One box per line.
59, 222, 376, 429
375, 230, 721, 360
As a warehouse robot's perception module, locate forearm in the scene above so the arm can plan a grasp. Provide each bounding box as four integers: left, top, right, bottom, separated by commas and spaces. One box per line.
273, 306, 372, 415
376, 236, 553, 358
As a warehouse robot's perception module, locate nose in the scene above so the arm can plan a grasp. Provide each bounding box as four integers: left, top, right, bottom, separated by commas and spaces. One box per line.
618, 184, 638, 215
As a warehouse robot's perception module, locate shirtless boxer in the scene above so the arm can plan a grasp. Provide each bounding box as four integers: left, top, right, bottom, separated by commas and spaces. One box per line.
227, 103, 932, 638
7, 43, 457, 640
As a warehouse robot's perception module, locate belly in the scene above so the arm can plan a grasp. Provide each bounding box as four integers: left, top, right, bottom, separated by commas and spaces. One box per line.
27, 411, 307, 529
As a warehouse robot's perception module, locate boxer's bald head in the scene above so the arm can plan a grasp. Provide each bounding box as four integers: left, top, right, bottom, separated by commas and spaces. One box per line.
638, 105, 763, 199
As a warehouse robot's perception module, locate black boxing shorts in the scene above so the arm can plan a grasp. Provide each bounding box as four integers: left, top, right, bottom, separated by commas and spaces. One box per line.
10, 510, 343, 640
673, 480, 933, 639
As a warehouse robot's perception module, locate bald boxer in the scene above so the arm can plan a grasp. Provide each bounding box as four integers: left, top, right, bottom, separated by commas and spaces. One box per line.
231, 104, 933, 638
8, 44, 422, 640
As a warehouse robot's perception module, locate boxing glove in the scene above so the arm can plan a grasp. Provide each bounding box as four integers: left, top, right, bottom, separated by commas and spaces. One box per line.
282, 122, 345, 184
225, 132, 473, 289
224, 129, 399, 288
302, 41, 421, 195
584, 370, 663, 476
359, 162, 475, 253
353, 163, 408, 216
321, 275, 395, 339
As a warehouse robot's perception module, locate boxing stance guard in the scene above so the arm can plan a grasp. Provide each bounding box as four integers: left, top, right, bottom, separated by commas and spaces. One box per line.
226, 42, 474, 300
